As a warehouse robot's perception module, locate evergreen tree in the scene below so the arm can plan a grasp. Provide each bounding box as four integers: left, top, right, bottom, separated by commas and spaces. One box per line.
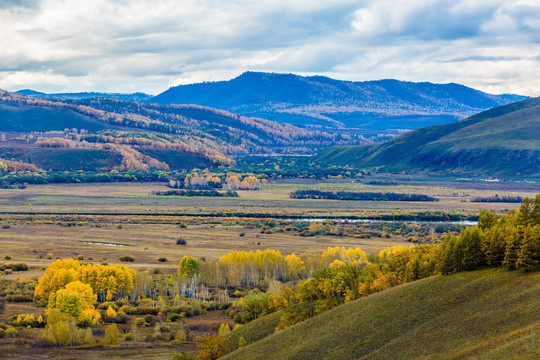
460, 227, 484, 270
516, 225, 540, 271
503, 227, 521, 270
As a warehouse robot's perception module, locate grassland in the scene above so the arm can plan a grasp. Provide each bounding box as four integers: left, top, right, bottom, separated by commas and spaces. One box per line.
0, 178, 535, 215
0, 178, 537, 359
224, 269, 540, 360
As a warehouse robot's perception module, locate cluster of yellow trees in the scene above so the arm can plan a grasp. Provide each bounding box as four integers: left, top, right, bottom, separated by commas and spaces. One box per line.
225, 175, 267, 190
184, 173, 222, 188
32, 259, 136, 345
198, 247, 368, 286
227, 244, 438, 330
0, 158, 40, 172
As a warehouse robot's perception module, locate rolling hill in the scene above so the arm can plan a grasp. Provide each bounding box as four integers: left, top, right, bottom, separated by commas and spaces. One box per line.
316, 97, 540, 176
0, 90, 356, 172
224, 269, 540, 360
151, 72, 527, 132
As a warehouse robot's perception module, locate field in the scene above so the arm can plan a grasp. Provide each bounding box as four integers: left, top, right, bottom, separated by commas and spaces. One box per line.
0, 176, 538, 359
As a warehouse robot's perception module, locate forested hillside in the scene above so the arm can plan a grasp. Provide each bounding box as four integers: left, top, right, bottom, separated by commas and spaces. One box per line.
317, 97, 540, 177
0, 90, 357, 172
152, 71, 526, 131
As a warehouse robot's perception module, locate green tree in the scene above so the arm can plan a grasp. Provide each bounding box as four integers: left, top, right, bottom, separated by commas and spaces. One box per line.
477, 209, 498, 230
482, 224, 507, 267
460, 227, 484, 270
437, 235, 458, 274
516, 225, 540, 271
178, 256, 199, 278
503, 227, 521, 270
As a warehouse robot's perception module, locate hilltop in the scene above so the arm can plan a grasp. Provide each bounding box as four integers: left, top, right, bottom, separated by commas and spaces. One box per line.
316, 97, 540, 177
151, 72, 527, 132
224, 269, 540, 360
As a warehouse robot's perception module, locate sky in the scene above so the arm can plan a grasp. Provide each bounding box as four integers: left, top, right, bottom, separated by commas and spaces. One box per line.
1, 0, 539, 96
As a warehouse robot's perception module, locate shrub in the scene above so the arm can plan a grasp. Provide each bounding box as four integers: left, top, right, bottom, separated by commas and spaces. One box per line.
176, 239, 187, 245
77, 255, 85, 260
143, 314, 155, 325
172, 352, 195, 360
4, 255, 12, 260
116, 224, 123, 229
103, 323, 119, 347
158, 257, 168, 262
118, 255, 136, 262
239, 232, 245, 237
133, 317, 148, 327
5, 327, 18, 337
178, 223, 187, 228
238, 336, 247, 348
167, 313, 183, 322
123, 332, 135, 341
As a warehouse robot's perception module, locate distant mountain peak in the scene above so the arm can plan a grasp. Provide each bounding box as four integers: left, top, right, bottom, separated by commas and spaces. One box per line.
151, 72, 527, 133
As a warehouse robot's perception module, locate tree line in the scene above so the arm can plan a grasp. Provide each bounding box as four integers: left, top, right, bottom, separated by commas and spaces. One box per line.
290, 190, 439, 202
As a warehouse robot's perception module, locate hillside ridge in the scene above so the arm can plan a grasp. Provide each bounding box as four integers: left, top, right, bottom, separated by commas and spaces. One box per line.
316, 97, 540, 176
151, 71, 527, 131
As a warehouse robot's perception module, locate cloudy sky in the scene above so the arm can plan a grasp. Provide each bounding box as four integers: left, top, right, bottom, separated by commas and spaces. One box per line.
1, 0, 539, 96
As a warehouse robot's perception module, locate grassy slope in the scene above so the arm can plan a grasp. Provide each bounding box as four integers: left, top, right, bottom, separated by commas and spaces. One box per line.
0, 147, 122, 171
227, 311, 283, 351
224, 269, 540, 360
316, 97, 540, 175
0, 102, 107, 132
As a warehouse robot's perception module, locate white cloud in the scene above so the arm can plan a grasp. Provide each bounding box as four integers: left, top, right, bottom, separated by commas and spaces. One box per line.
0, 0, 539, 96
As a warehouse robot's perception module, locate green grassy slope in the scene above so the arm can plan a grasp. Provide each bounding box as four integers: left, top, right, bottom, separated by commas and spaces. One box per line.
317, 97, 540, 176
0, 147, 122, 171
227, 311, 283, 351
0, 102, 107, 132
224, 269, 540, 360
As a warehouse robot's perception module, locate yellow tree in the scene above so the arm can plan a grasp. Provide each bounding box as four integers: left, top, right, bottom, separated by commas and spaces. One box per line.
35, 259, 81, 300
104, 323, 119, 347
178, 256, 199, 278
197, 335, 230, 360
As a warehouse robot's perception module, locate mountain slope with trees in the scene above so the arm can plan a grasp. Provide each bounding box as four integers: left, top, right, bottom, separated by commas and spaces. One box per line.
316, 97, 540, 176
151, 71, 527, 131
0, 90, 356, 172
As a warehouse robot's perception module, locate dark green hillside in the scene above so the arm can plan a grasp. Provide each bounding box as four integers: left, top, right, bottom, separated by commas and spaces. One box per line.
0, 102, 107, 132
317, 97, 540, 176
0, 147, 122, 171
137, 148, 213, 171
224, 269, 540, 360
